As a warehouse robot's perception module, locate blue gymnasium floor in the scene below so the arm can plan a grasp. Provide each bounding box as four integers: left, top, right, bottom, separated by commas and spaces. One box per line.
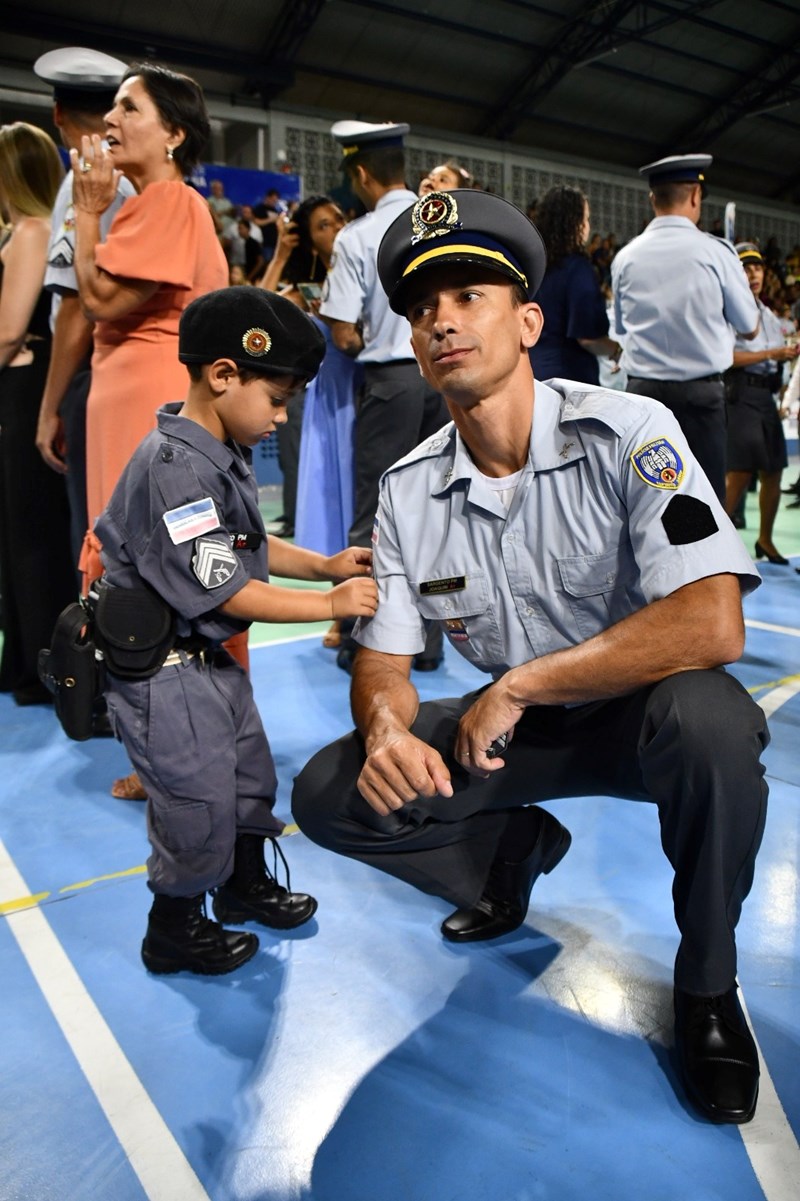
1, 552, 799, 1200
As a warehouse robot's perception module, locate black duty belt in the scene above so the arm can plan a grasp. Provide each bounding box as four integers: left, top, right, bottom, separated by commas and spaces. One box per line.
742, 372, 776, 390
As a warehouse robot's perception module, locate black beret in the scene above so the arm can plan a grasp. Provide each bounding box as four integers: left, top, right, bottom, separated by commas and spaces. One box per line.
179, 287, 326, 380
377, 190, 547, 315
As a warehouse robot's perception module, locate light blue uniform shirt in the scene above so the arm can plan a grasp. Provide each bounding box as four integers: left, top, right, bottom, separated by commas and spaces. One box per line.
355, 380, 760, 678
319, 188, 417, 363
45, 166, 135, 326
735, 298, 785, 376
612, 217, 759, 381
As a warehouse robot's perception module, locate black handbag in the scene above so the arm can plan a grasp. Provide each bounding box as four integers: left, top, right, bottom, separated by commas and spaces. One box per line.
38, 600, 105, 741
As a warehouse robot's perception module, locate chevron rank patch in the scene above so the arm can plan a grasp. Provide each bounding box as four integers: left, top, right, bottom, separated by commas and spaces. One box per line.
192, 536, 239, 589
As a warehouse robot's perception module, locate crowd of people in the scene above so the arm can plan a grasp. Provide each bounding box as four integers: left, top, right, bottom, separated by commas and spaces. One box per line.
1, 41, 799, 1136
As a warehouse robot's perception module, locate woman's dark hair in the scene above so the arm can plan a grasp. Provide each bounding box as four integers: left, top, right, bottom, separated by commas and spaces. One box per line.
122, 62, 210, 173
535, 185, 587, 267
283, 195, 340, 284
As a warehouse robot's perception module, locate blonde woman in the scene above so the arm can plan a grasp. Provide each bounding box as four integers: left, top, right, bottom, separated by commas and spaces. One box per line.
0, 123, 76, 704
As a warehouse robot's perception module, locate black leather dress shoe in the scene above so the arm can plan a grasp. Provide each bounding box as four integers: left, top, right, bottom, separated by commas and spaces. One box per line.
674, 985, 759, 1123
441, 808, 571, 943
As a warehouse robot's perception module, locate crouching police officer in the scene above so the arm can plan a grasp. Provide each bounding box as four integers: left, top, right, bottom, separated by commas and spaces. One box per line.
292, 190, 769, 1122
95, 287, 377, 975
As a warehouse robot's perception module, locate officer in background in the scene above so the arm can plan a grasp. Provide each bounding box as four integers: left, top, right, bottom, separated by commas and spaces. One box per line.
294, 188, 769, 1125
320, 120, 448, 671
611, 154, 759, 501
33, 47, 135, 575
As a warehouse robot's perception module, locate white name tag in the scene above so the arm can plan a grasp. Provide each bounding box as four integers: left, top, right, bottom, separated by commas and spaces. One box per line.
163, 497, 221, 545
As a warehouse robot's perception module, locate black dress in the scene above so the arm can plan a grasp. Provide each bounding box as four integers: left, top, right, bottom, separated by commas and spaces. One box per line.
0, 285, 76, 702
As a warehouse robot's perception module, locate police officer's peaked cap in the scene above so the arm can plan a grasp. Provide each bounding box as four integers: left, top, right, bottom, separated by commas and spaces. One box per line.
736, 242, 764, 266
34, 47, 127, 91
179, 287, 326, 380
331, 119, 410, 165
639, 153, 712, 197
377, 189, 547, 314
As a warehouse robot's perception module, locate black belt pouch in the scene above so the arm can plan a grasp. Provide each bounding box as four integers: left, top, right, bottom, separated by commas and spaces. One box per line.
93, 580, 176, 680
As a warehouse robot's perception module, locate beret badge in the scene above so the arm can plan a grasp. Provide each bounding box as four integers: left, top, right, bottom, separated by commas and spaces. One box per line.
242, 328, 272, 357
411, 191, 461, 246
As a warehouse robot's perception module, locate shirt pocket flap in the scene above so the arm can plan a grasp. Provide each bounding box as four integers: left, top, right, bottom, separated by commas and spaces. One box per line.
558, 550, 620, 598
414, 571, 490, 619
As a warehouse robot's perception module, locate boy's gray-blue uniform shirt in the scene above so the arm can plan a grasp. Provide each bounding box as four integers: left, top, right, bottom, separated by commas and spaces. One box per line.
96, 403, 268, 644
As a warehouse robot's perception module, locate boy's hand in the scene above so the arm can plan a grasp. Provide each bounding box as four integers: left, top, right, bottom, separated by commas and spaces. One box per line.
324, 547, 373, 580
330, 577, 378, 619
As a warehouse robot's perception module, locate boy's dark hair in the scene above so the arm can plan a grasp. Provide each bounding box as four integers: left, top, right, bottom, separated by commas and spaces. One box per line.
186, 362, 265, 384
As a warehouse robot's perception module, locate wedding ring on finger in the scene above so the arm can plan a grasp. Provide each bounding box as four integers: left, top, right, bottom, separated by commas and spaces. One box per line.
80, 160, 93, 173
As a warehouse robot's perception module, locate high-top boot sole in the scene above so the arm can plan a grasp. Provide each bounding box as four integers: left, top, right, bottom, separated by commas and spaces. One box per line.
212, 886, 318, 930
141, 928, 259, 975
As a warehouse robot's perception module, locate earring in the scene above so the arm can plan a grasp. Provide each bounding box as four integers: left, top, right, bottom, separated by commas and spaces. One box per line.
166, 147, 174, 161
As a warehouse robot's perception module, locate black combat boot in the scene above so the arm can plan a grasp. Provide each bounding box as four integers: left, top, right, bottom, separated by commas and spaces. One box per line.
141, 892, 258, 975
212, 834, 318, 929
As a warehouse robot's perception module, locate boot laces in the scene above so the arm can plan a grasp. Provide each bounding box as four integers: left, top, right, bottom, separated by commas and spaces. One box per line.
265, 837, 292, 895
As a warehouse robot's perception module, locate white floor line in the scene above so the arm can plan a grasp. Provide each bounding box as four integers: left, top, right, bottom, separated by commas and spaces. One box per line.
0, 838, 211, 1201
739, 676, 800, 1192
737, 994, 800, 1199
746, 618, 800, 639
758, 676, 800, 718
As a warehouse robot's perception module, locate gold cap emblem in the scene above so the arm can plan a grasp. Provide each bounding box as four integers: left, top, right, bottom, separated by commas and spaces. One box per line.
411, 191, 460, 245
242, 328, 272, 357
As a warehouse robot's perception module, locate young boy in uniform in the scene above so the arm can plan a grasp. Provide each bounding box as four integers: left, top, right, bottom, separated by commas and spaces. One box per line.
94, 287, 378, 975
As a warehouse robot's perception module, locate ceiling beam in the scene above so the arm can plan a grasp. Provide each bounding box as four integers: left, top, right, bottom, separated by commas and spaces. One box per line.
0, 6, 288, 89
664, 37, 800, 151
245, 0, 328, 104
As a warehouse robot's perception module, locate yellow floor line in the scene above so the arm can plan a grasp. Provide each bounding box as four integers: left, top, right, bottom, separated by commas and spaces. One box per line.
0, 826, 301, 916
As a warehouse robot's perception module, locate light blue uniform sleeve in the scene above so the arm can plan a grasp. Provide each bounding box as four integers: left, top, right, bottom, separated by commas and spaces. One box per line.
353, 481, 428, 654
619, 404, 760, 602
319, 228, 365, 325
714, 240, 759, 336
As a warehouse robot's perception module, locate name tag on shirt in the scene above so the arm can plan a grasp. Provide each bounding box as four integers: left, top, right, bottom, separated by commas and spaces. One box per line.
419, 576, 466, 595
163, 497, 221, 545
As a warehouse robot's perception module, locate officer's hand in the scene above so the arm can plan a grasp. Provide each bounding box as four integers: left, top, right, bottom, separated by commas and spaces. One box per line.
324, 546, 373, 580
329, 577, 378, 619
358, 730, 453, 816
70, 134, 122, 215
36, 412, 68, 474
456, 684, 526, 777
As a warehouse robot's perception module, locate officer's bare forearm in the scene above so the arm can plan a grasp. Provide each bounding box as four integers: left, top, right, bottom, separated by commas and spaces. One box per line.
351, 648, 419, 748
323, 317, 363, 358
39, 297, 93, 421
218, 578, 335, 623
499, 574, 744, 710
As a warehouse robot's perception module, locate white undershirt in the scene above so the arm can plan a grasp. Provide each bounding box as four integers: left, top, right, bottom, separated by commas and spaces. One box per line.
477, 467, 524, 511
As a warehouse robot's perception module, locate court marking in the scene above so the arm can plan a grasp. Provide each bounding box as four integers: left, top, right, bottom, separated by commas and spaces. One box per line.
745, 618, 800, 639
738, 994, 800, 1197
1, 650, 797, 1195
0, 837, 211, 1201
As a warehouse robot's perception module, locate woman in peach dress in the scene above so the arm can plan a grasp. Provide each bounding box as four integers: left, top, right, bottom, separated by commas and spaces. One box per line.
72, 63, 229, 797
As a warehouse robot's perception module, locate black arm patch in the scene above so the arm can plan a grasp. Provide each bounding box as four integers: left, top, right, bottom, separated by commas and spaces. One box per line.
661, 494, 719, 545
